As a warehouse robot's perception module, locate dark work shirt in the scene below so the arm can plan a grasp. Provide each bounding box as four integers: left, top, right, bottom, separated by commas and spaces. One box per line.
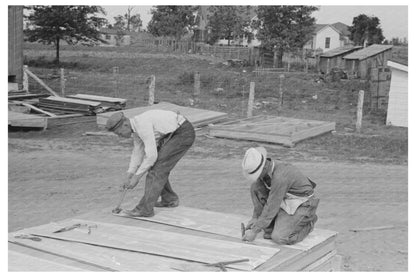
250, 161, 314, 233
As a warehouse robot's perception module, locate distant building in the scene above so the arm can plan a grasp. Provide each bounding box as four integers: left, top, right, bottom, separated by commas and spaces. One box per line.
304, 22, 352, 53
318, 46, 362, 73
343, 44, 393, 79
8, 6, 24, 90
386, 61, 408, 127
99, 28, 131, 46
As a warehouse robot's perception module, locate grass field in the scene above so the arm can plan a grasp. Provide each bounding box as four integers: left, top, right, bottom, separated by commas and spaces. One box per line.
19, 42, 408, 165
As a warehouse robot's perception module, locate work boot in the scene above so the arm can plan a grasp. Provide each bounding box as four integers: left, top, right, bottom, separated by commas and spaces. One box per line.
263, 232, 272, 239
154, 200, 179, 208
124, 207, 154, 217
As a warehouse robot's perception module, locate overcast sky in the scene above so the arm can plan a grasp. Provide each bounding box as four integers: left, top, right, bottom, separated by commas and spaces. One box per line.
102, 5, 408, 40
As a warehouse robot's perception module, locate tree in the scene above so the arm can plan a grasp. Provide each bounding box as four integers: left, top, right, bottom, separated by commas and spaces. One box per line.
206, 6, 252, 46
147, 6, 197, 41
113, 6, 143, 32
348, 14, 384, 46
25, 6, 107, 64
252, 6, 318, 67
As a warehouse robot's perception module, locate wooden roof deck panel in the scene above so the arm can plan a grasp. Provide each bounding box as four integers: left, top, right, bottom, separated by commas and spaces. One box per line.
96, 102, 228, 127
13, 218, 278, 271
209, 116, 335, 147
9, 206, 338, 271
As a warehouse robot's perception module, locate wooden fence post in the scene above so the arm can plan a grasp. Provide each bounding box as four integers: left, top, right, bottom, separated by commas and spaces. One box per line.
356, 90, 364, 132
60, 68, 65, 97
23, 65, 29, 93
278, 74, 285, 110
148, 75, 155, 105
113, 67, 119, 98
194, 71, 200, 96
247, 82, 255, 117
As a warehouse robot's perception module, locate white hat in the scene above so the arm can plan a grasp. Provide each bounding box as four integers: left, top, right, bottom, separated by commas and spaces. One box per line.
242, 147, 267, 182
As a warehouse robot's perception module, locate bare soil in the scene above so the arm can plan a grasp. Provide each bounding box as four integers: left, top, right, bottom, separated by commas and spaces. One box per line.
8, 122, 408, 271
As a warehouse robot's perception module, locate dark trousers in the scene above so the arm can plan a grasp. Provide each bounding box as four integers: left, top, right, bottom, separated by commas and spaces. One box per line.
136, 120, 195, 215
265, 198, 319, 245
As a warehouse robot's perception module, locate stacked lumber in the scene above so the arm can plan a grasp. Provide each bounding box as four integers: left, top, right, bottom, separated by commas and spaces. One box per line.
67, 94, 127, 111
8, 90, 50, 100
97, 102, 228, 128
38, 96, 103, 115
8, 206, 340, 271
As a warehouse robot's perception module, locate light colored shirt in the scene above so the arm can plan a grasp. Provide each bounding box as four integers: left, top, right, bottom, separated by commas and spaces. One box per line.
127, 110, 185, 176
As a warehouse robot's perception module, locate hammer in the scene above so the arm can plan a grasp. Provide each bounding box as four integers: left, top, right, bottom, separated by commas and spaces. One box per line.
112, 188, 128, 214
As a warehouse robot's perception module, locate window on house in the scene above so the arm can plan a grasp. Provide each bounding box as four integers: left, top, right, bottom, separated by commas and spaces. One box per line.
325, 37, 330, 48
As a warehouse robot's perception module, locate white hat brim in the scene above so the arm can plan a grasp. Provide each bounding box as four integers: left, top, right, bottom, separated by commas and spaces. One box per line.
243, 147, 267, 182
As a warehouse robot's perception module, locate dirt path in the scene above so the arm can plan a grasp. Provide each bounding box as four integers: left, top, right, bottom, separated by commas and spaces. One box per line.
8, 137, 407, 271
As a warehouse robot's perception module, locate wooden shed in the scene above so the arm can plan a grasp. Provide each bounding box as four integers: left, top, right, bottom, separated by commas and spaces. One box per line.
318, 46, 362, 73
8, 6, 24, 90
343, 44, 393, 79
386, 61, 408, 127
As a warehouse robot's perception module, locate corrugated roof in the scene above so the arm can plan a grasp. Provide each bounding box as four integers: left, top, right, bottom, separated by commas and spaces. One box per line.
320, 46, 362, 58
343, 44, 393, 60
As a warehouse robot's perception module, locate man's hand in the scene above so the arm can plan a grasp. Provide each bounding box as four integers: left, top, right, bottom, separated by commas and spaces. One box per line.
246, 218, 257, 230
125, 174, 141, 190
242, 229, 258, 242
121, 173, 134, 190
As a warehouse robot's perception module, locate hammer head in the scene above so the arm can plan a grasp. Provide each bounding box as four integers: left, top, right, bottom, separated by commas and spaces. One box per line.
112, 207, 122, 214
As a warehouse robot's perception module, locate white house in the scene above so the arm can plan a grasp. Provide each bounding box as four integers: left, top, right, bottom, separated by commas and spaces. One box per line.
99, 28, 131, 46
304, 22, 351, 53
386, 61, 408, 127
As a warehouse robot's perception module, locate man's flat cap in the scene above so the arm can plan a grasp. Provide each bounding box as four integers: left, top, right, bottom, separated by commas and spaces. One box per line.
106, 112, 125, 131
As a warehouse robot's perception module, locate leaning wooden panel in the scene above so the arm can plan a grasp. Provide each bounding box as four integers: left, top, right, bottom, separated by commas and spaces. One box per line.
209, 116, 335, 146
8, 250, 85, 271
25, 218, 278, 271
96, 102, 228, 127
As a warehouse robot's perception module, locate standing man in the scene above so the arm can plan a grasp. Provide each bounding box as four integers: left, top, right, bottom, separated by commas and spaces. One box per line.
241, 147, 319, 245
105, 110, 195, 217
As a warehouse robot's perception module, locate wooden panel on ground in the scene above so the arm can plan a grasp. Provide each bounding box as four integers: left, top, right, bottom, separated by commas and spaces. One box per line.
114, 206, 337, 251
67, 94, 126, 110
8, 111, 47, 129
23, 218, 277, 271
209, 115, 336, 147
9, 206, 340, 271
96, 102, 228, 127
38, 96, 102, 115
8, 250, 84, 271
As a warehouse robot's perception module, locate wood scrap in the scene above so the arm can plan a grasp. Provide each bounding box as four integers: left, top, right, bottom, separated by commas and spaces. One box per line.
349, 225, 395, 232
38, 96, 103, 115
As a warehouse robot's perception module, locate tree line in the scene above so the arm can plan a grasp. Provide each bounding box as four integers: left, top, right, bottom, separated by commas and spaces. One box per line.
24, 5, 391, 64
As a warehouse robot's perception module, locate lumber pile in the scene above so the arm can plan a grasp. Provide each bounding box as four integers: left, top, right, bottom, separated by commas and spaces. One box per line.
67, 94, 127, 110
38, 96, 103, 115
8, 206, 340, 271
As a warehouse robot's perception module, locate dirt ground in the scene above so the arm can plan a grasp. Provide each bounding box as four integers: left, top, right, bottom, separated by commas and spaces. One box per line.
8, 120, 408, 272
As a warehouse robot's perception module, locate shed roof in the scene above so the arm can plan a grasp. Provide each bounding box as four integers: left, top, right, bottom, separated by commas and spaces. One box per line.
343, 44, 393, 60
320, 46, 362, 58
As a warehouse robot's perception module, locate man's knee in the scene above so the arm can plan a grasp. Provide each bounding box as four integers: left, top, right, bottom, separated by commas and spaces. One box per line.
271, 232, 294, 245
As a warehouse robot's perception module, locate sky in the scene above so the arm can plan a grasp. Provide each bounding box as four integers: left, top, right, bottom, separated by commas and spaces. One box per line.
102, 5, 408, 40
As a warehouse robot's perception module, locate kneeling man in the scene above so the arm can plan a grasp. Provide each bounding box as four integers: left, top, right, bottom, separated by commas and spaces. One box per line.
241, 147, 319, 245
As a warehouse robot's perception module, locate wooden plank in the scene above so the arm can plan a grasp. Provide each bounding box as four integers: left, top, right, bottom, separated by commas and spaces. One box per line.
11, 101, 56, 117
41, 96, 102, 107
67, 94, 127, 104
115, 206, 337, 252
8, 111, 47, 128
96, 102, 228, 127
25, 218, 278, 271
24, 68, 59, 97
8, 250, 85, 271
9, 234, 189, 271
